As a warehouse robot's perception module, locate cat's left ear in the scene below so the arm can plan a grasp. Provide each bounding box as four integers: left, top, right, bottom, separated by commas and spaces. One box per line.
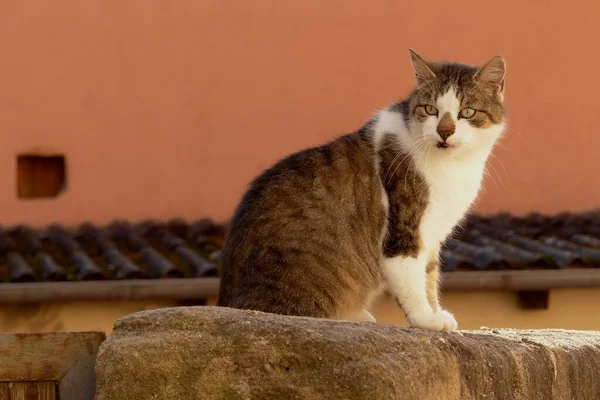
474, 56, 506, 99
408, 49, 438, 86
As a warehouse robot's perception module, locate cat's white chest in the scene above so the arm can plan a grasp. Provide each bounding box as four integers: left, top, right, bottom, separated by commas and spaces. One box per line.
418, 159, 484, 251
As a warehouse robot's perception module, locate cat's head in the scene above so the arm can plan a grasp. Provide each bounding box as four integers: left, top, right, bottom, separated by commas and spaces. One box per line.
406, 50, 506, 156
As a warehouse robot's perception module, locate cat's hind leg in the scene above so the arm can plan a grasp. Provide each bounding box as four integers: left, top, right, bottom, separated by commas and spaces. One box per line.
357, 309, 377, 322
382, 254, 457, 332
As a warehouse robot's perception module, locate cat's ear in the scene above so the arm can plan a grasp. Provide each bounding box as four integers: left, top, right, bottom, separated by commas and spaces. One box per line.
408, 49, 437, 86
474, 56, 506, 97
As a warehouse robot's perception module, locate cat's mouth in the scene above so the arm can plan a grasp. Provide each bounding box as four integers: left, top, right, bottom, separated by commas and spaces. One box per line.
436, 142, 454, 149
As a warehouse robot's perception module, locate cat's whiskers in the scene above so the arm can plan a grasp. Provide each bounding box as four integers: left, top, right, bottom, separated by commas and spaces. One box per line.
485, 158, 508, 192
400, 140, 429, 191
423, 143, 433, 181
503, 124, 522, 137
482, 166, 502, 193
385, 137, 428, 185
411, 141, 431, 190
373, 132, 426, 186
384, 148, 409, 183
488, 152, 509, 181
379, 136, 420, 152
493, 142, 512, 153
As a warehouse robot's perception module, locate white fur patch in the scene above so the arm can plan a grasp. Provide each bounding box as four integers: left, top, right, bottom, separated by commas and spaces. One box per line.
438, 88, 461, 114
373, 110, 405, 139
413, 88, 504, 249
382, 255, 457, 332
371, 88, 505, 332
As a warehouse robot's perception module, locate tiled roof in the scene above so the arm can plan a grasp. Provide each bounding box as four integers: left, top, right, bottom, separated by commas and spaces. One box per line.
444, 212, 600, 271
1, 211, 600, 285
0, 219, 224, 283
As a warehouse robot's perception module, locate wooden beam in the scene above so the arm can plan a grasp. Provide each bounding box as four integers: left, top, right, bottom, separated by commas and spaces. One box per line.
0, 278, 221, 303
5, 382, 56, 400
441, 268, 600, 292
0, 332, 105, 400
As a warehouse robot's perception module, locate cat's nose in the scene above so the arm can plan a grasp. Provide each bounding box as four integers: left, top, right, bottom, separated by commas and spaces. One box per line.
437, 130, 454, 141
437, 112, 456, 141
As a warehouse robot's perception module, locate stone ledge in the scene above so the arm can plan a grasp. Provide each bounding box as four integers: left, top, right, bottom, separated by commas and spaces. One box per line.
95, 306, 600, 400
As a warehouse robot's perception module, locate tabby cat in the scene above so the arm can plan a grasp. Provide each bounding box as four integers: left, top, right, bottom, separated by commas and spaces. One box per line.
218, 50, 506, 332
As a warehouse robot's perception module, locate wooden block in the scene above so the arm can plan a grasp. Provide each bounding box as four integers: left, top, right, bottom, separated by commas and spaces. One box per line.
0, 332, 105, 400
0, 384, 9, 400
7, 382, 56, 400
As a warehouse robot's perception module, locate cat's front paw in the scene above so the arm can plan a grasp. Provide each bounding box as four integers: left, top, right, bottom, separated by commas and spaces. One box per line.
408, 309, 458, 332
437, 309, 458, 332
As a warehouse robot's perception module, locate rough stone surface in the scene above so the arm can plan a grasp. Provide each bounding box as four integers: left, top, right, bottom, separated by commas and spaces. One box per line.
95, 306, 600, 400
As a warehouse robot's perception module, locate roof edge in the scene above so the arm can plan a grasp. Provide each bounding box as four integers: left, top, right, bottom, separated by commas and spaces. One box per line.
0, 269, 598, 304
442, 268, 600, 291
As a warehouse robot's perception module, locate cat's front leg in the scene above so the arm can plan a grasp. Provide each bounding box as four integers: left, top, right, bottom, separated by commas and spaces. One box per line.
426, 258, 441, 312
426, 256, 458, 330
382, 255, 457, 332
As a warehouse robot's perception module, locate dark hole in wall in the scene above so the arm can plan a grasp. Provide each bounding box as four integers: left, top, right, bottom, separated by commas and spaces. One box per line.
517, 290, 549, 310
17, 155, 67, 199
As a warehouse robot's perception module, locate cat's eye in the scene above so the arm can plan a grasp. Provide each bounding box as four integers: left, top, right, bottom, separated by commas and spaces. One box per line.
424, 105, 438, 116
459, 107, 476, 119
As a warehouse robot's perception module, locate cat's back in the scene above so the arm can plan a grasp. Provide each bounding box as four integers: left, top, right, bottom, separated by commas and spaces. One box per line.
218, 131, 387, 318
228, 131, 380, 236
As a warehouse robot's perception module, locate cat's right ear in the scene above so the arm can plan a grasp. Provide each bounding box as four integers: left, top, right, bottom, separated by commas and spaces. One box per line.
474, 56, 506, 99
408, 49, 437, 86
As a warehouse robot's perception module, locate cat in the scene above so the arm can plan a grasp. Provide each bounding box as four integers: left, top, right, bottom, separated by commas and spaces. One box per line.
218, 50, 506, 332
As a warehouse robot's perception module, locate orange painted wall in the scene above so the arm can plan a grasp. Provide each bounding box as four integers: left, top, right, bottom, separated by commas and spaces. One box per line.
0, 1, 596, 226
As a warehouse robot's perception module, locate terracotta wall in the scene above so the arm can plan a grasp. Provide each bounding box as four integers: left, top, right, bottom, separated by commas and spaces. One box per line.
0, 1, 597, 226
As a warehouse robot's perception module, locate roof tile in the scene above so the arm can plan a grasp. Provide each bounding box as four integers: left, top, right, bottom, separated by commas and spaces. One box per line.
0, 212, 599, 283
